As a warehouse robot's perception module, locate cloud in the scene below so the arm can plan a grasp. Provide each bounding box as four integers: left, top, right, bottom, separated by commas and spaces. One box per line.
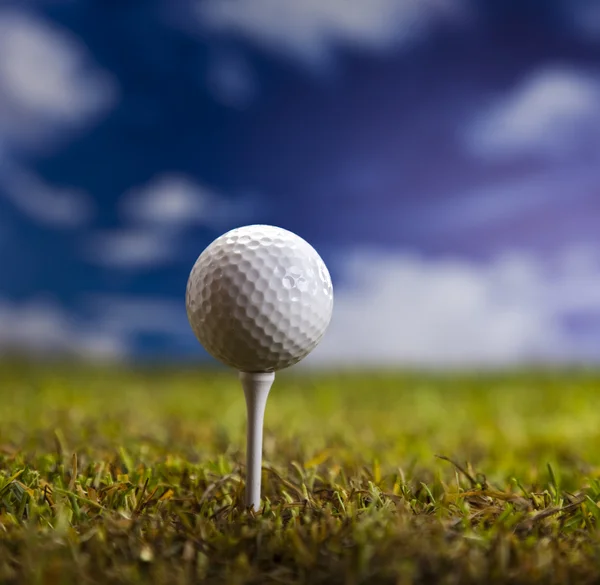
5, 247, 599, 367
0, 294, 195, 361
119, 173, 258, 229
82, 229, 178, 269
308, 246, 600, 368
562, 0, 600, 42
0, 10, 109, 231
195, 0, 469, 67
84, 174, 259, 270
465, 66, 600, 162
206, 51, 258, 109
0, 294, 196, 361
0, 8, 117, 152
0, 297, 127, 361
408, 163, 597, 234
83, 295, 189, 337
0, 210, 13, 247
81, 295, 196, 352
0, 161, 94, 228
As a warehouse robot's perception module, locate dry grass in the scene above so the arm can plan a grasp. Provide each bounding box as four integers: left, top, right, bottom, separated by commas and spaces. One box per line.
0, 362, 599, 584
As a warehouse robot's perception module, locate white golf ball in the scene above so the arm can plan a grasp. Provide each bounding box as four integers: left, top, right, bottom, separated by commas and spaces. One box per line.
186, 225, 334, 372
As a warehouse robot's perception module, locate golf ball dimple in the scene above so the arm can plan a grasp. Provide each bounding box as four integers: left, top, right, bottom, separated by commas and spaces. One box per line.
186, 225, 334, 372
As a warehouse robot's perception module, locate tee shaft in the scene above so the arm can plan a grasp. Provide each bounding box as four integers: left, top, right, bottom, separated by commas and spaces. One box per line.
239, 371, 275, 511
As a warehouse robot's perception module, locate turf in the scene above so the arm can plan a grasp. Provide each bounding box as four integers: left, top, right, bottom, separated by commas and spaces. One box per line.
0, 362, 600, 584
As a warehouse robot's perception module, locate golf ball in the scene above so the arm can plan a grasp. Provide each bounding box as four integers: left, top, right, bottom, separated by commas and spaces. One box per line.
186, 224, 334, 372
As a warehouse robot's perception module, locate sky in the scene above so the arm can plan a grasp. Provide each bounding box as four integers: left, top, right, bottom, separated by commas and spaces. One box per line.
0, 0, 599, 368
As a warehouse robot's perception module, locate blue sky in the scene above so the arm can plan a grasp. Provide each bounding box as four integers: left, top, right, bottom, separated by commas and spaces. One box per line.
0, 0, 599, 367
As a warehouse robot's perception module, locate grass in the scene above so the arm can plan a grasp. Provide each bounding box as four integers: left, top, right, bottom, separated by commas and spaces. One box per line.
0, 362, 600, 584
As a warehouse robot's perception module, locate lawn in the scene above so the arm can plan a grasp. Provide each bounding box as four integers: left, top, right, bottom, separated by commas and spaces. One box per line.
0, 361, 600, 584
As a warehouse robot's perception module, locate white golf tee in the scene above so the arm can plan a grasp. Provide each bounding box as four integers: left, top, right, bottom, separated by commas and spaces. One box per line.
239, 371, 275, 511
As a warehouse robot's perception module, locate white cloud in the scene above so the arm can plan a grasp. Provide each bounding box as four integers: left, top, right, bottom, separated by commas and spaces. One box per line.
0, 8, 117, 152
195, 0, 468, 67
0, 162, 94, 227
84, 174, 258, 270
120, 174, 209, 225
119, 173, 259, 228
0, 9, 115, 231
466, 66, 600, 161
4, 247, 599, 366
0, 297, 127, 361
308, 246, 600, 368
82, 229, 178, 269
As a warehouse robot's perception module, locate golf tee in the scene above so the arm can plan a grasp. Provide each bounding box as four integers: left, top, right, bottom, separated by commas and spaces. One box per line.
239, 371, 275, 511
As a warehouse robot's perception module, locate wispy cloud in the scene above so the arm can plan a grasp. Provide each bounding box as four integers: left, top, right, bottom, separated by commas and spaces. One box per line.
465, 66, 600, 162
0, 297, 127, 361
206, 51, 258, 109
120, 173, 258, 229
83, 295, 191, 338
83, 174, 259, 270
0, 8, 118, 152
5, 246, 599, 367
0, 294, 196, 361
0, 9, 112, 231
562, 0, 600, 42
408, 163, 597, 235
82, 229, 178, 269
195, 0, 469, 68
0, 162, 94, 228
308, 246, 600, 368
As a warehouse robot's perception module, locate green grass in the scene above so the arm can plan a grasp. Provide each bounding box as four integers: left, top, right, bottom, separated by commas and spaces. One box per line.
1, 362, 600, 584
